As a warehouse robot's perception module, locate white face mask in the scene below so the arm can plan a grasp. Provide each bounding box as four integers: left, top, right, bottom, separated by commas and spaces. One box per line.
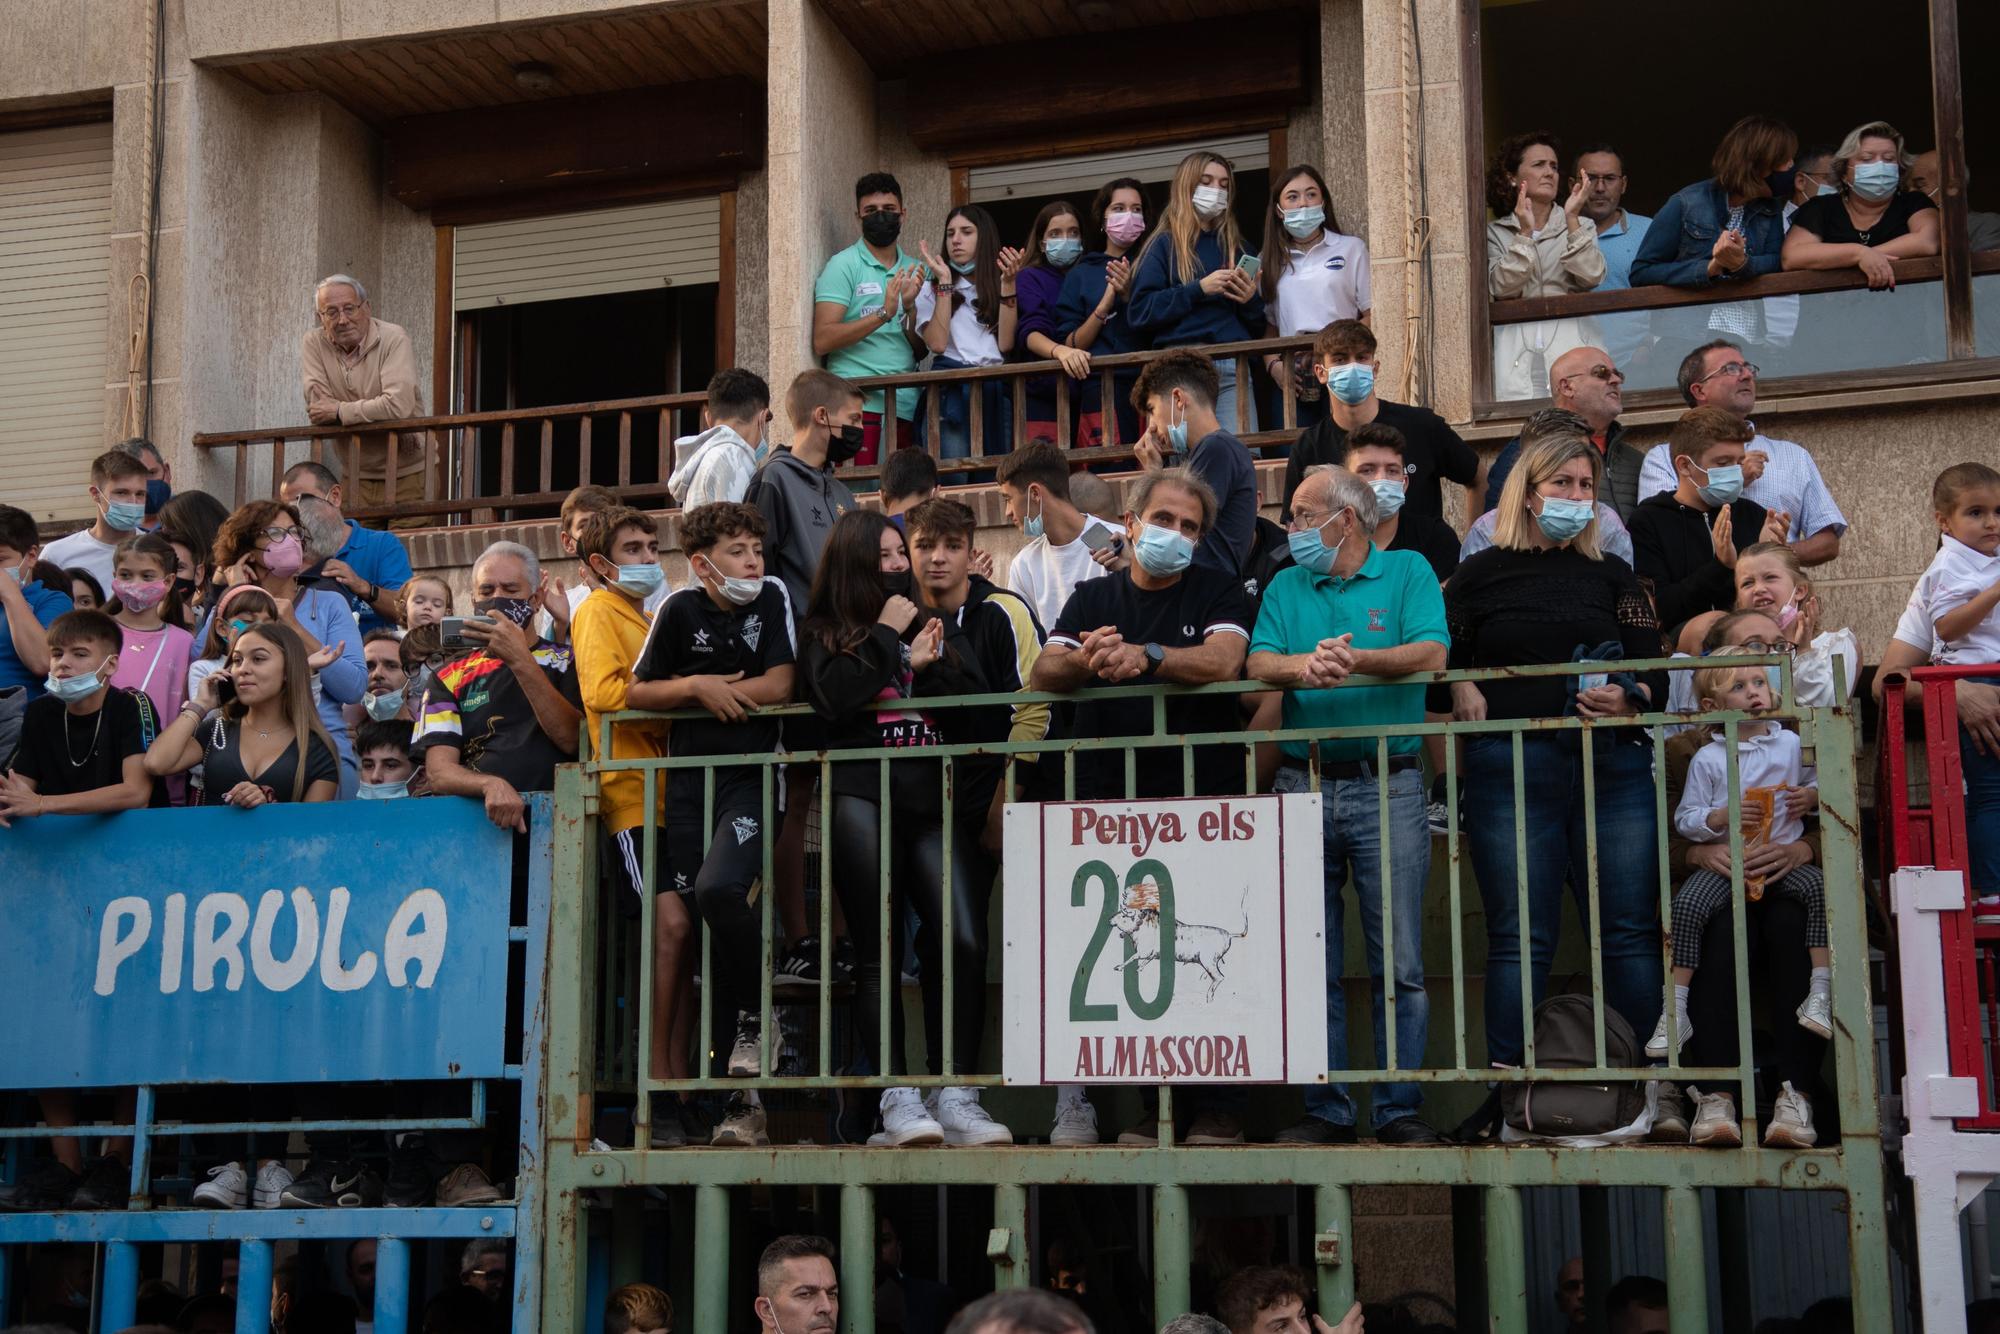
700, 556, 763, 607
1191, 185, 1229, 220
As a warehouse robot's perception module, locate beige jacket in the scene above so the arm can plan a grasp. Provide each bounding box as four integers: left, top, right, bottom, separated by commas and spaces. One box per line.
1486, 212, 1605, 299
299, 318, 425, 479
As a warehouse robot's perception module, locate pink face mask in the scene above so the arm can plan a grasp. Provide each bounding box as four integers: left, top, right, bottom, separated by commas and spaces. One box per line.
1776, 598, 1801, 630
1105, 213, 1146, 246
261, 534, 305, 577
112, 578, 169, 611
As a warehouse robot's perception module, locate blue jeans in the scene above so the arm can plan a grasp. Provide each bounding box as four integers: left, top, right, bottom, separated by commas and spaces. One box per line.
1275, 762, 1430, 1128
1965, 677, 2000, 894
921, 355, 1013, 461
1463, 732, 1662, 1067
1212, 362, 1259, 437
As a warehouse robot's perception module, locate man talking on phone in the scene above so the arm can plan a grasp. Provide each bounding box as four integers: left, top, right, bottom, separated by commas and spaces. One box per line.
411, 541, 582, 832
1129, 349, 1257, 580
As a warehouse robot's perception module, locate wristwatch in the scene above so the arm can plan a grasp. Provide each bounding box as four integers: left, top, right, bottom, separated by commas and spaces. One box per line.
1142, 643, 1165, 676
365, 582, 380, 604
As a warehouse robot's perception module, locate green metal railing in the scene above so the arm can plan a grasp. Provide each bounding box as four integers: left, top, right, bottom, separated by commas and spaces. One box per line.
537, 657, 1890, 1334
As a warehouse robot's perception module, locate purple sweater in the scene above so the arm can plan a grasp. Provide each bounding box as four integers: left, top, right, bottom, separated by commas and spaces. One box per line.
1015, 265, 1066, 412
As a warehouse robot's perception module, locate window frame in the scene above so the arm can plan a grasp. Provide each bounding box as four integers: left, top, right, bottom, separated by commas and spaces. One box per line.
1463, 0, 1987, 416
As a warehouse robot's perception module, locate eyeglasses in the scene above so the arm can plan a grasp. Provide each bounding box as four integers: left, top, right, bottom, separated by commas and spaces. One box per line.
1581, 172, 1623, 187
1730, 639, 1796, 658
1563, 364, 1624, 384
1290, 507, 1333, 529
470, 1268, 508, 1281
1697, 361, 1759, 384
318, 303, 364, 321
261, 525, 304, 543
409, 653, 447, 672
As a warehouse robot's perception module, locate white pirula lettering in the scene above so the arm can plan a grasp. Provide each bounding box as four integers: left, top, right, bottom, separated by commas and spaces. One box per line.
251, 888, 321, 992
193, 893, 251, 992
94, 897, 151, 996
384, 889, 448, 988
317, 887, 378, 992
160, 893, 186, 994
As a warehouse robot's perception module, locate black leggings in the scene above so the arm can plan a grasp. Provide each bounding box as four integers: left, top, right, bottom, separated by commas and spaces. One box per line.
829, 794, 991, 1079
1683, 893, 1827, 1102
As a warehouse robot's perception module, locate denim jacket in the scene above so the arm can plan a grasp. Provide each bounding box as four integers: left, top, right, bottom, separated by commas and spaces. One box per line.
1629, 178, 1785, 288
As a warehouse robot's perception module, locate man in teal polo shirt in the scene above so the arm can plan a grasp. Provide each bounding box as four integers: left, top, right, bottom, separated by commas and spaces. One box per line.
812, 172, 925, 469
1247, 463, 1448, 1147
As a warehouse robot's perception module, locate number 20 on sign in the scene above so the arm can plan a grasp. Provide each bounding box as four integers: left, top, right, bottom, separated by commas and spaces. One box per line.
1002, 794, 1329, 1086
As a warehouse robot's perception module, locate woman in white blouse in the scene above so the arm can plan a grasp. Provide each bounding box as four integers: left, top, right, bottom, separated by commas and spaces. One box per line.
1486, 132, 1605, 400
915, 204, 1024, 460
1260, 164, 1371, 429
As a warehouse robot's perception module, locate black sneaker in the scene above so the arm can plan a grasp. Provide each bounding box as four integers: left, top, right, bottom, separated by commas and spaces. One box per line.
1450, 1089, 1505, 1145
335, 1165, 384, 1208
1375, 1116, 1445, 1145
772, 937, 822, 994
832, 938, 858, 987
0, 1159, 81, 1211
279, 1158, 341, 1209
70, 1157, 130, 1210
384, 1153, 432, 1208
1273, 1117, 1358, 1146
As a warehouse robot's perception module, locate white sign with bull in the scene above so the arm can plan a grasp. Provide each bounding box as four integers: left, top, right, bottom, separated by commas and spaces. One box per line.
1002, 793, 1329, 1085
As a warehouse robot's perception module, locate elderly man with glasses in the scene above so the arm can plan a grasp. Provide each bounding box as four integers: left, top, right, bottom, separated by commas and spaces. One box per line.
299, 272, 430, 529
1638, 339, 1848, 565
1478, 343, 1647, 519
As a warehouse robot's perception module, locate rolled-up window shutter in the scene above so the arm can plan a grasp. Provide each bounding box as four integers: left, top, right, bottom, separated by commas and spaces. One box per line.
0, 122, 114, 523
453, 196, 721, 312
966, 135, 1269, 204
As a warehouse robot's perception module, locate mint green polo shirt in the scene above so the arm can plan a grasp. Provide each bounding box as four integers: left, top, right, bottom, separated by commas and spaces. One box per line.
1248, 546, 1448, 763
813, 238, 924, 420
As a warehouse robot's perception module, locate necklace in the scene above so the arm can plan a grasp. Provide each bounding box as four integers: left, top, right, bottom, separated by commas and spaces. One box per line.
66, 707, 105, 768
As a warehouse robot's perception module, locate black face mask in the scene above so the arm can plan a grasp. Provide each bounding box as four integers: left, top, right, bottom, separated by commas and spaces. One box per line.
860, 211, 902, 247
1764, 167, 1797, 202
474, 596, 538, 629
825, 423, 867, 465
880, 570, 913, 601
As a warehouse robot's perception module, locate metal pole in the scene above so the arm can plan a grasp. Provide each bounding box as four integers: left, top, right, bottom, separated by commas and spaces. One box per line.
374, 1237, 411, 1334
235, 1240, 273, 1334
695, 1184, 731, 1334
1484, 1184, 1527, 1334
1314, 1184, 1354, 1320
841, 1182, 876, 1334
100, 1240, 139, 1334
1153, 1183, 1191, 1322
1663, 1185, 1710, 1334
993, 1183, 1029, 1289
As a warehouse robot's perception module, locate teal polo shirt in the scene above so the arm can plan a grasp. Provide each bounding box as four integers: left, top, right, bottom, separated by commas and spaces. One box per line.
1248, 546, 1448, 763
813, 238, 924, 420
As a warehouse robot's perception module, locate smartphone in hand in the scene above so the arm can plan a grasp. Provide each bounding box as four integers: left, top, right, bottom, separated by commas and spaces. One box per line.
1081, 525, 1123, 554
1235, 253, 1262, 280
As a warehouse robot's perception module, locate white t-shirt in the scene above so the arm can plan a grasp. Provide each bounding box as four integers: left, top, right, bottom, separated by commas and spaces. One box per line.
42, 526, 120, 594
1270, 231, 1372, 334
1675, 723, 1814, 847
914, 274, 1005, 366
1006, 517, 1117, 632
1912, 535, 2000, 666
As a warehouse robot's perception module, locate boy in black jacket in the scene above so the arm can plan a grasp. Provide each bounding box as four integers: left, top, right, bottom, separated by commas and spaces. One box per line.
1629, 407, 1789, 637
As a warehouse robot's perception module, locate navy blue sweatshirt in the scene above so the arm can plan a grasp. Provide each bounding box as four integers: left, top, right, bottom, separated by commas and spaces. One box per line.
1128, 230, 1265, 348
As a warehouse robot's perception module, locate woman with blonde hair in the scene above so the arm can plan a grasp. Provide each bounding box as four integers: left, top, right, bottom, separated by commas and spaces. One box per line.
1444, 419, 1668, 1137
1782, 119, 1938, 288
1128, 150, 1264, 431
145, 619, 340, 805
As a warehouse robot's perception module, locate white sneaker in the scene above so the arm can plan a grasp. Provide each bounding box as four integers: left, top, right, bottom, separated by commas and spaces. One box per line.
712, 1096, 771, 1147
728, 1018, 762, 1078
1765, 1081, 1818, 1148
1796, 989, 1832, 1040
1050, 1097, 1100, 1147
931, 1089, 1013, 1146
1644, 995, 1694, 1059
1688, 1088, 1741, 1147
252, 1161, 294, 1209
192, 1162, 247, 1209
868, 1087, 944, 1147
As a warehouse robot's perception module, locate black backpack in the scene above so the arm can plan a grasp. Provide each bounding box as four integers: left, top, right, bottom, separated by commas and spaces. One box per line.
1500, 993, 1647, 1136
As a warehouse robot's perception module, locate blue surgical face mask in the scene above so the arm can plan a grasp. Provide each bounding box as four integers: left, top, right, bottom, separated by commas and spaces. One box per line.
1850, 161, 1901, 202
45, 668, 105, 701
1325, 362, 1374, 406
613, 562, 666, 597
1132, 523, 1195, 577
358, 779, 410, 800
363, 688, 405, 722
1814, 183, 1839, 198
1533, 495, 1596, 543
1281, 205, 1325, 240
1044, 238, 1083, 268
1022, 490, 1045, 541
1286, 513, 1347, 576
104, 499, 146, 532
1687, 458, 1744, 508
950, 258, 975, 275
1369, 478, 1407, 518
146, 478, 172, 512
1166, 398, 1189, 455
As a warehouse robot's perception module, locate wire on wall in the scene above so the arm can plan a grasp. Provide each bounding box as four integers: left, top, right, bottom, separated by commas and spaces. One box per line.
1397, 0, 1437, 409
123, 0, 166, 443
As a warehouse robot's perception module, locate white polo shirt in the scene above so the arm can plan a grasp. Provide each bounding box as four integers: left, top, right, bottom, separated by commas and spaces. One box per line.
914, 274, 1005, 366
1269, 231, 1372, 335
1912, 535, 2000, 666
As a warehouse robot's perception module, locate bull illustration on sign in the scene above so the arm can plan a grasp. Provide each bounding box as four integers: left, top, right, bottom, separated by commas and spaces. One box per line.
1110, 879, 1250, 1002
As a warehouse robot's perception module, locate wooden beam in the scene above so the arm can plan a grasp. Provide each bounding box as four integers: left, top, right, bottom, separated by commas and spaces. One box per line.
1460, 0, 1493, 407
385, 80, 764, 211
0, 98, 113, 133
716, 189, 738, 368
906, 18, 1310, 155
431, 225, 454, 418
949, 167, 970, 209
1929, 0, 1974, 359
